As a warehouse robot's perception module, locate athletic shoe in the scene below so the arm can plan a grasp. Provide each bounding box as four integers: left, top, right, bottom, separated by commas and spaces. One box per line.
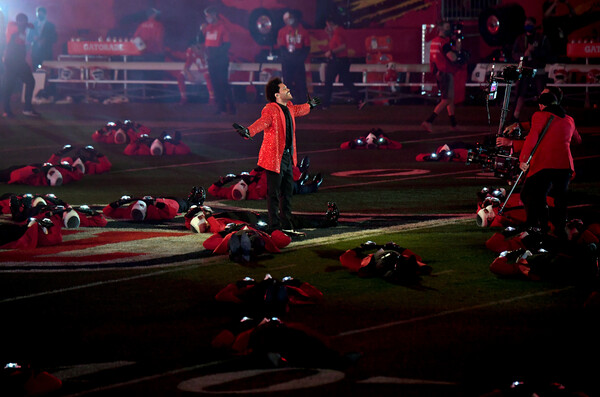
2, 112, 15, 119
55, 96, 73, 104
421, 121, 433, 133
313, 173, 323, 187
22, 110, 41, 117
188, 186, 206, 206
299, 156, 310, 172
325, 201, 339, 226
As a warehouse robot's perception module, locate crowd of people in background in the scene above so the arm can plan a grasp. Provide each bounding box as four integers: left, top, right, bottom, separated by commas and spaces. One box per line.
0, 1, 595, 119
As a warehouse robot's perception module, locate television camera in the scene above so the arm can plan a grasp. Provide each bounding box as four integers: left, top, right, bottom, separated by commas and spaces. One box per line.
449, 21, 470, 66
465, 124, 523, 182
466, 60, 535, 183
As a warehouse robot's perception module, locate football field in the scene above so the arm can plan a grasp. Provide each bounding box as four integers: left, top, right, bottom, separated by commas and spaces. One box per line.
1, 100, 599, 396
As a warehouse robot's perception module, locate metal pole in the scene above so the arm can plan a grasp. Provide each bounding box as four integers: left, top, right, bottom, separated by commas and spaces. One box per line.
499, 115, 555, 214
497, 82, 512, 136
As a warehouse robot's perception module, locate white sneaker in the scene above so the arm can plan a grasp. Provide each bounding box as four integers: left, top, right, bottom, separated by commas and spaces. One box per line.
32, 96, 54, 105
55, 96, 73, 104
22, 110, 41, 117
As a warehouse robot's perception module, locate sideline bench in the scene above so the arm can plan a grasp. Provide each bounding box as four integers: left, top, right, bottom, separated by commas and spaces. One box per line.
39, 60, 432, 102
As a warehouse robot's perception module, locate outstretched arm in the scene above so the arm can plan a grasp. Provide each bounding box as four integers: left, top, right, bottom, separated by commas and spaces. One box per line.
247, 107, 274, 137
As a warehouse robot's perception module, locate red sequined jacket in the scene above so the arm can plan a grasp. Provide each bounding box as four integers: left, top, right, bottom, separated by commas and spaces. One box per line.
247, 101, 310, 173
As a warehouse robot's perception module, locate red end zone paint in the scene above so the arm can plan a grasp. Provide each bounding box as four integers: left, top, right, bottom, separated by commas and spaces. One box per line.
0, 231, 187, 263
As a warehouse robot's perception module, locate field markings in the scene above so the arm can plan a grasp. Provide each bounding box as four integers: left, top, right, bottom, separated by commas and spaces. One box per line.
0, 260, 219, 304
334, 286, 573, 338
319, 168, 480, 190
1, 217, 471, 302
60, 359, 237, 397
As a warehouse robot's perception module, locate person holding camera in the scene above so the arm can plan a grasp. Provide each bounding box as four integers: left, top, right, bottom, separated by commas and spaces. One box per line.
421, 20, 462, 133
517, 90, 581, 237
509, 17, 554, 123
233, 77, 320, 233
496, 86, 564, 150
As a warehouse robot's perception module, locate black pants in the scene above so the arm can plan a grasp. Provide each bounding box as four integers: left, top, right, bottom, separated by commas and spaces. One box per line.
281, 58, 307, 103
520, 168, 572, 233
3, 62, 34, 113
266, 150, 294, 230
322, 57, 360, 107
208, 58, 234, 112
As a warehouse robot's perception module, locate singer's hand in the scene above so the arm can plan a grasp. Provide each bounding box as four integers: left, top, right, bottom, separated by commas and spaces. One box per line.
233, 123, 251, 139
308, 95, 321, 109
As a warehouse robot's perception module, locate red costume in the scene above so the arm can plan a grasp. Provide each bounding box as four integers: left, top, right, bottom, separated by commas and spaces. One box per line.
415, 142, 470, 162
204, 20, 229, 50
203, 224, 290, 254
103, 197, 179, 220
247, 102, 310, 173
208, 168, 306, 201
340, 129, 402, 150
429, 35, 467, 103
430, 36, 458, 74
327, 26, 348, 57
4, 162, 82, 186
47, 153, 111, 175
123, 133, 190, 156
215, 275, 323, 306
133, 18, 164, 55
92, 121, 150, 145
519, 111, 581, 178
277, 24, 310, 54
0, 218, 62, 249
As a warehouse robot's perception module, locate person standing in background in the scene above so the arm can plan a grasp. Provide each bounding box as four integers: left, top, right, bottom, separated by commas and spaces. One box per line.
3, 13, 39, 118
277, 10, 310, 104
27, 6, 57, 70
510, 17, 554, 123
203, 6, 235, 115
421, 20, 461, 133
321, 15, 364, 110
133, 8, 165, 60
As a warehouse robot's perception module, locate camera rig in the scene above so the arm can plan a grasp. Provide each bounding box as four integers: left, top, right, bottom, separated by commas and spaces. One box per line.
466, 60, 535, 183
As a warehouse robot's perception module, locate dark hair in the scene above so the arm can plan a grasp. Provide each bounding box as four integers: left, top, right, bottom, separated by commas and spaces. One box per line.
325, 13, 342, 26
36, 7, 47, 15
265, 77, 283, 102
204, 6, 218, 16
16, 13, 28, 23
538, 92, 558, 106
525, 17, 536, 25
545, 86, 563, 104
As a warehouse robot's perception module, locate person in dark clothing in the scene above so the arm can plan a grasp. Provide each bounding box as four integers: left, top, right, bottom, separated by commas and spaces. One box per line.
27, 6, 57, 70
518, 92, 581, 237
202, 6, 235, 115
233, 77, 320, 232
321, 15, 364, 110
510, 17, 554, 122
421, 20, 461, 132
277, 11, 310, 104
2, 13, 39, 118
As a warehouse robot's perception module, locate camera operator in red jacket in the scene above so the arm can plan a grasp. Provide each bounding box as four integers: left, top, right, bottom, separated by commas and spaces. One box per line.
518, 91, 581, 237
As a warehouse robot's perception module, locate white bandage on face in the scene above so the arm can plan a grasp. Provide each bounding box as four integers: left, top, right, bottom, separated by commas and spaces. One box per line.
476, 205, 496, 227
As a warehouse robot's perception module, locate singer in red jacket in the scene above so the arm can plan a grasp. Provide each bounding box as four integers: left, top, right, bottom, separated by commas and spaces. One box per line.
234, 77, 319, 232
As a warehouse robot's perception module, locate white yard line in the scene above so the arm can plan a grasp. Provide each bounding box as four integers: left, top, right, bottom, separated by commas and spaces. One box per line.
334, 287, 573, 338
1, 217, 471, 302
